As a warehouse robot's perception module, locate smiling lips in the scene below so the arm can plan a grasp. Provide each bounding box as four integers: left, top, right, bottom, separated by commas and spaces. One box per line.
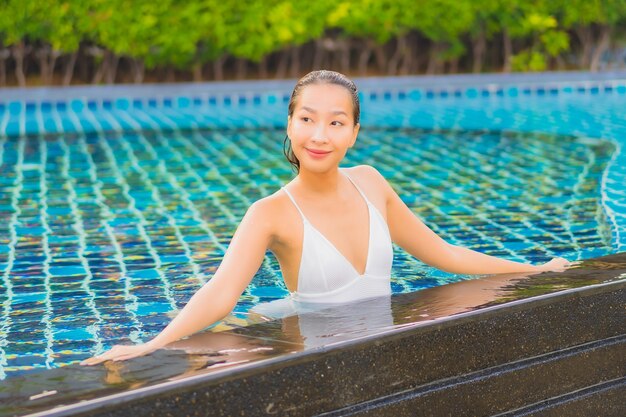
306, 148, 331, 158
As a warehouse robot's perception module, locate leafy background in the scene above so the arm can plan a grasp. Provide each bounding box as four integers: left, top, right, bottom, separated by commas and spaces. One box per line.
0, 0, 625, 86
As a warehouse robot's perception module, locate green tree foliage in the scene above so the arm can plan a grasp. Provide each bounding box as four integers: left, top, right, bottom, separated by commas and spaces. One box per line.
0, 0, 52, 85
87, 0, 201, 82
1, 0, 626, 85
328, 0, 410, 74
225, 0, 329, 78
404, 0, 476, 73
467, 0, 502, 73
552, 0, 626, 71
509, 8, 570, 72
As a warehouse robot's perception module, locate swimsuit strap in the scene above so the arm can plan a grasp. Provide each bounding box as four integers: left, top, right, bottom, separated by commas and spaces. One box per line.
282, 170, 369, 221
281, 187, 308, 222
342, 170, 371, 205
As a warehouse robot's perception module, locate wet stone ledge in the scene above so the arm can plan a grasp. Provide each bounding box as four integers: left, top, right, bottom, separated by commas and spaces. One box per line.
1, 252, 625, 417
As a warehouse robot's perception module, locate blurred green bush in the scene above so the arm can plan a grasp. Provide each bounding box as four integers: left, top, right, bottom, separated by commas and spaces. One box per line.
0, 0, 625, 86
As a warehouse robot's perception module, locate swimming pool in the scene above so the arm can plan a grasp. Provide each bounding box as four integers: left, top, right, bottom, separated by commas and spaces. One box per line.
0, 72, 625, 381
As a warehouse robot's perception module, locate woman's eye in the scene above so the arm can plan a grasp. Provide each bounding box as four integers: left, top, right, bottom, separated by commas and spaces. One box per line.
331, 121, 343, 126
301, 117, 311, 122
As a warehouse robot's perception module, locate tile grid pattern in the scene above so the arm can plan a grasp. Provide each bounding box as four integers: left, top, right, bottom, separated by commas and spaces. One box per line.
0, 79, 623, 378
0, 128, 614, 375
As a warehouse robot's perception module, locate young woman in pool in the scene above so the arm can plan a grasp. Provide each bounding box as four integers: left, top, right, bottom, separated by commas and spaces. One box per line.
82, 70, 569, 365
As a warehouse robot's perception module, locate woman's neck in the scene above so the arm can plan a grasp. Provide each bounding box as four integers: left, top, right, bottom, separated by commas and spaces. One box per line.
296, 167, 343, 196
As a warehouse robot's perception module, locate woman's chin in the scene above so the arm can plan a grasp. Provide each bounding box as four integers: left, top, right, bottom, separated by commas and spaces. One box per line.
296, 154, 346, 173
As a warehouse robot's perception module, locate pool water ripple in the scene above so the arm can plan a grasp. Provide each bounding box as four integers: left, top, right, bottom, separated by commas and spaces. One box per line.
0, 125, 618, 378
0, 75, 625, 378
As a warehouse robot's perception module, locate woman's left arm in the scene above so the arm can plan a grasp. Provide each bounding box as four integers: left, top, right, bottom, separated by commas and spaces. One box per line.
365, 166, 568, 274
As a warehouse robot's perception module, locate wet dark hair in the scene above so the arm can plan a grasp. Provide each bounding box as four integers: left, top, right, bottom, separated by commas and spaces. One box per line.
283, 70, 360, 173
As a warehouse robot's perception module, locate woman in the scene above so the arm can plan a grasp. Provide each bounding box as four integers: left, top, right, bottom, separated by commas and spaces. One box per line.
82, 70, 569, 365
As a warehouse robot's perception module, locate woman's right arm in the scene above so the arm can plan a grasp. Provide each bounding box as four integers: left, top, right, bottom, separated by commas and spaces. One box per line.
81, 199, 275, 365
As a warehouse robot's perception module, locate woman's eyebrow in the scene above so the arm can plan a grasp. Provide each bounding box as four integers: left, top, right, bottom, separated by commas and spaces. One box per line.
300, 106, 347, 116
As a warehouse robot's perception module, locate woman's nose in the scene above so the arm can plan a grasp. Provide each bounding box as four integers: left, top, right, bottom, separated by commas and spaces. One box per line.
312, 124, 329, 143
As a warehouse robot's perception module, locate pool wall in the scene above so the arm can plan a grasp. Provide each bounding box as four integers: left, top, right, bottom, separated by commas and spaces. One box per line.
18, 262, 625, 417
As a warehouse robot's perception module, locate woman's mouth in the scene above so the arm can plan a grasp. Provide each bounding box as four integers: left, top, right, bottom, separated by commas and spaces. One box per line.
305, 148, 331, 159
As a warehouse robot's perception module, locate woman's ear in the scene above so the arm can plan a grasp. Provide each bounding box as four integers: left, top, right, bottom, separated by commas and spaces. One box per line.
349, 123, 360, 148
287, 115, 292, 137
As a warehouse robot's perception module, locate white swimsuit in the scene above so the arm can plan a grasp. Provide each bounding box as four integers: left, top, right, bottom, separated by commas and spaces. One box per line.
282, 170, 393, 304
249, 171, 394, 345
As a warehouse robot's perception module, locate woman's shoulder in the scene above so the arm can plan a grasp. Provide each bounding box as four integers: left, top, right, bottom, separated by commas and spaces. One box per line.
343, 164, 387, 188
248, 185, 307, 248
245, 186, 298, 227
248, 187, 292, 215
343, 165, 390, 205
343, 163, 383, 176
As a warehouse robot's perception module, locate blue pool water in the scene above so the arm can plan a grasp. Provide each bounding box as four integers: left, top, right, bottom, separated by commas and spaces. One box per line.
0, 73, 625, 379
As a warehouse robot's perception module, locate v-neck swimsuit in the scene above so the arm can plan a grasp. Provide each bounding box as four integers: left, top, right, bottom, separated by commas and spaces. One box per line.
281, 170, 393, 304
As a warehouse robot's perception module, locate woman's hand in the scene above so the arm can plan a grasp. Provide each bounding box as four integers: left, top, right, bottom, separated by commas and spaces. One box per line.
80, 341, 160, 366
537, 257, 572, 272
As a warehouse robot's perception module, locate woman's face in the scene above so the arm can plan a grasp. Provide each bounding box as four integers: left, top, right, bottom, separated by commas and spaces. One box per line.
287, 83, 360, 173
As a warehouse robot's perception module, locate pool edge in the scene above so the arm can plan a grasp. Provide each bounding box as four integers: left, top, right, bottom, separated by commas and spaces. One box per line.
25, 277, 625, 417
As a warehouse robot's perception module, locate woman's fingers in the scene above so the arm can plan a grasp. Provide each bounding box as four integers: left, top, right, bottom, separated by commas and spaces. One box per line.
540, 257, 573, 272
80, 344, 150, 366
80, 355, 110, 366
112, 353, 141, 362
80, 352, 116, 366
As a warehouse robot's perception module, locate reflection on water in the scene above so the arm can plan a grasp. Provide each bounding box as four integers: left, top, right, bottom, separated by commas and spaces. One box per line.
2, 252, 625, 416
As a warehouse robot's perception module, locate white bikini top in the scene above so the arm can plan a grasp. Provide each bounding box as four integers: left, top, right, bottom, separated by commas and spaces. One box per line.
281, 170, 393, 303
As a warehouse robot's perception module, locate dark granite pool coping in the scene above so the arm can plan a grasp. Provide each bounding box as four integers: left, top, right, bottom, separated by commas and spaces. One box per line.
58, 289, 626, 414
4, 252, 624, 417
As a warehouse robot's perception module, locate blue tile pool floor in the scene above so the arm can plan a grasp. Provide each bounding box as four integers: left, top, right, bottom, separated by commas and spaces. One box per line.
0, 73, 625, 379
